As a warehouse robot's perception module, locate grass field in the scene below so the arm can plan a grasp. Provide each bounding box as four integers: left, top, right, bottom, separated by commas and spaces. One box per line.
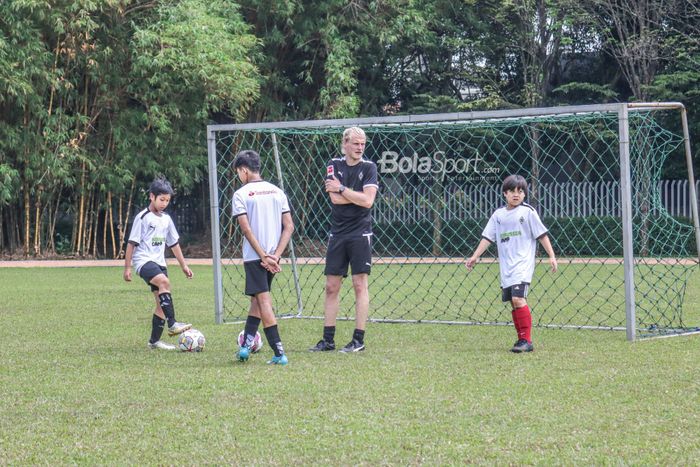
1, 266, 699, 464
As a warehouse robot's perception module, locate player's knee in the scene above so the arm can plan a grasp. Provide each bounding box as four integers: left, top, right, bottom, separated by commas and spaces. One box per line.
157, 278, 171, 293
351, 276, 368, 294
512, 297, 527, 308
325, 281, 341, 297
255, 292, 272, 308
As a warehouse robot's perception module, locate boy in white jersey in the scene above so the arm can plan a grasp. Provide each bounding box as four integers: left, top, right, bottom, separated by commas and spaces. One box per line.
124, 178, 193, 350
466, 175, 557, 353
231, 150, 294, 365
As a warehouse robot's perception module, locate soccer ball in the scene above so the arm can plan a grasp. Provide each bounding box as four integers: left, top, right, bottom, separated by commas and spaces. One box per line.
238, 330, 264, 353
178, 329, 206, 352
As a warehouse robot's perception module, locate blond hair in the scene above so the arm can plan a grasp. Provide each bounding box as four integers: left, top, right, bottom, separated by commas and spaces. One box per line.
341, 127, 366, 155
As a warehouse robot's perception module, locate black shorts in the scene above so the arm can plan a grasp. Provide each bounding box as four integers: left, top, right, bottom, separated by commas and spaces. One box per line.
244, 260, 274, 296
502, 282, 529, 302
139, 261, 168, 292
324, 234, 372, 277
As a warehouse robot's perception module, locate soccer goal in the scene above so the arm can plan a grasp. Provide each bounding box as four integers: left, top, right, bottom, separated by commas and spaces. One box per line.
207, 103, 700, 340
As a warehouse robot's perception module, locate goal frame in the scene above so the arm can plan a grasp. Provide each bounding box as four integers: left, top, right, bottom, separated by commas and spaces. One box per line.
206, 102, 700, 341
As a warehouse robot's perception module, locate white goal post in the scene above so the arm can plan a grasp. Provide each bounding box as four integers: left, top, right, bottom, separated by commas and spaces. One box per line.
207, 102, 700, 340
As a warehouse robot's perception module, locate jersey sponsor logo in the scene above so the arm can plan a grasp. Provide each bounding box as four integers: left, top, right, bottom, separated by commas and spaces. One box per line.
500, 230, 521, 243
151, 236, 165, 246
249, 189, 277, 197
337, 170, 343, 178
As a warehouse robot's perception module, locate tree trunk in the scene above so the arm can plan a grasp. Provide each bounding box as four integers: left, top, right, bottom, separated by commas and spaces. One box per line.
75, 162, 86, 256
47, 188, 62, 255
117, 179, 136, 259
33, 185, 43, 256
23, 184, 30, 258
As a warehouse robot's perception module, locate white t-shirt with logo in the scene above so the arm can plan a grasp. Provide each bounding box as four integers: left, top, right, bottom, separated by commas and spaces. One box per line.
232, 180, 291, 262
128, 208, 180, 274
481, 203, 548, 288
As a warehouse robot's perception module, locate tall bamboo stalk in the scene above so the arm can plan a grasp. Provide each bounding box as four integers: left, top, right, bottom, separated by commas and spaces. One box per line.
107, 191, 116, 258
33, 185, 43, 256
75, 162, 86, 256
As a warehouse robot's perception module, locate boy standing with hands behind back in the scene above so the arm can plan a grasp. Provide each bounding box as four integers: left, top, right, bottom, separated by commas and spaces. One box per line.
466, 175, 557, 353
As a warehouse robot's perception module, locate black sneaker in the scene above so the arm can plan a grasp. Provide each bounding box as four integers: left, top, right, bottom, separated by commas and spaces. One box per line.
309, 340, 336, 352
339, 339, 365, 353
511, 338, 534, 353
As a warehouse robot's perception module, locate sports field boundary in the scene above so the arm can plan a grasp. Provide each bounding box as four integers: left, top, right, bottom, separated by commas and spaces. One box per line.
0, 259, 214, 268
1, 257, 697, 268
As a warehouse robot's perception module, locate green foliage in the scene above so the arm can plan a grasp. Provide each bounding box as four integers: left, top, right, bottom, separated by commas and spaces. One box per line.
552, 82, 619, 103
0, 0, 260, 255
1, 0, 699, 256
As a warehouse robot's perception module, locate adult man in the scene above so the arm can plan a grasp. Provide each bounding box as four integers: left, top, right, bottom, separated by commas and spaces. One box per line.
310, 127, 379, 353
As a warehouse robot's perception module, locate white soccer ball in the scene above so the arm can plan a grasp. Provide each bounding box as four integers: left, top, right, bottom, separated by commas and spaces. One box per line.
238, 330, 264, 353
178, 329, 206, 352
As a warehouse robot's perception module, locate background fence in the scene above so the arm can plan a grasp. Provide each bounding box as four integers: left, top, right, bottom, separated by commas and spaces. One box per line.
373, 179, 700, 224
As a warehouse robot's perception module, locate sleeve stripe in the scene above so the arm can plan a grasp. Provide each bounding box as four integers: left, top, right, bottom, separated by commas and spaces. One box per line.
232, 212, 247, 219
167, 241, 179, 249
128, 240, 139, 246
536, 231, 549, 240
481, 235, 494, 243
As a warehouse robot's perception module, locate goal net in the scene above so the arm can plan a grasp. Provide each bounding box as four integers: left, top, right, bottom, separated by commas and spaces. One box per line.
207, 103, 700, 340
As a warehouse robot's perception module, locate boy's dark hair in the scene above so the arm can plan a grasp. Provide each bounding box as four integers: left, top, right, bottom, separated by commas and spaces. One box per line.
502, 174, 528, 196
233, 150, 261, 173
149, 177, 175, 196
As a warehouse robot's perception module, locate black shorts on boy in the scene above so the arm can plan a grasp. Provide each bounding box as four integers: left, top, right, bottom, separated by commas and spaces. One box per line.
501, 282, 529, 302
139, 261, 168, 292
244, 260, 274, 296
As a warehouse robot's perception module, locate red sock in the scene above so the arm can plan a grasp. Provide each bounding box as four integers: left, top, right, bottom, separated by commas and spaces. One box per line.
511, 309, 521, 338
513, 305, 532, 342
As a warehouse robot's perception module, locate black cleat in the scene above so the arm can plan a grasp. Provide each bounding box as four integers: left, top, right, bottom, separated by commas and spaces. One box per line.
511, 338, 534, 353
309, 340, 336, 352
339, 339, 365, 353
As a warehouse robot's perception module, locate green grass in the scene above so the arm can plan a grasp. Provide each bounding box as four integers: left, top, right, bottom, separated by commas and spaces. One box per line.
1, 266, 699, 464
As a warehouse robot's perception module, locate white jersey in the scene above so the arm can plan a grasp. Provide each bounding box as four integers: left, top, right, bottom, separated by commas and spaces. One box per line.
482, 203, 549, 288
128, 208, 180, 274
232, 180, 291, 262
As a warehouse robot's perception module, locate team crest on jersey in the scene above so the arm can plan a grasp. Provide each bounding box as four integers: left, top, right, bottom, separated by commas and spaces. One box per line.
519, 216, 525, 224
359, 172, 363, 180
249, 191, 255, 197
